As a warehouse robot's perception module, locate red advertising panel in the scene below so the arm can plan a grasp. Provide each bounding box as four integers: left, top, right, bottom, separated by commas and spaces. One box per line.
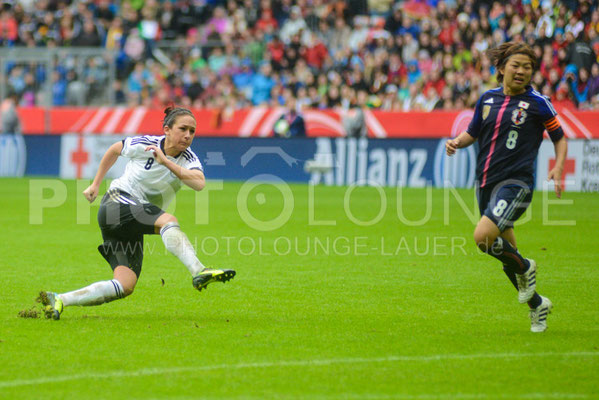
16, 107, 599, 139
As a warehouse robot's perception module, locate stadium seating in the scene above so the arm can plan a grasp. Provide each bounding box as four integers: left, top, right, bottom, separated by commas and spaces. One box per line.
1, 0, 598, 110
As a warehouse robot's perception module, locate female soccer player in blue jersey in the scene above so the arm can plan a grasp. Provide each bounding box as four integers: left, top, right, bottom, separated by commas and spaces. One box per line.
446, 42, 568, 332
40, 107, 235, 320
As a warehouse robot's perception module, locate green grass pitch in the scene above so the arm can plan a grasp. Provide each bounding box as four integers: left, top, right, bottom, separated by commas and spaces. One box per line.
0, 177, 597, 399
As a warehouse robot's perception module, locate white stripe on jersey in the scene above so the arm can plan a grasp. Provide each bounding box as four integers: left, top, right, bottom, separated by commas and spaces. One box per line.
531, 89, 557, 116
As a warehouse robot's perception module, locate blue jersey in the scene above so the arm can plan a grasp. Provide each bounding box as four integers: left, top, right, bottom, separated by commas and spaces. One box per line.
466, 86, 564, 188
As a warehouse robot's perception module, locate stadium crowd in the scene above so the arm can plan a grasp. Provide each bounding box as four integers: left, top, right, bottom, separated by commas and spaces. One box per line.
1, 0, 599, 110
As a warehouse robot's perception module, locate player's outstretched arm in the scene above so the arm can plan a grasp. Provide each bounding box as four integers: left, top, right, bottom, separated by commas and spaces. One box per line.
83, 141, 124, 203
446, 131, 476, 156
547, 136, 568, 198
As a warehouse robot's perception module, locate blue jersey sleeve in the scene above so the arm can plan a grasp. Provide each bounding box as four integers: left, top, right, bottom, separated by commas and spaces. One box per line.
534, 94, 565, 143
466, 95, 484, 138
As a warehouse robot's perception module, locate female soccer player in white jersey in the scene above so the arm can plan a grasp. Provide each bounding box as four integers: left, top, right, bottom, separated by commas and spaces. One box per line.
445, 42, 568, 332
40, 107, 235, 320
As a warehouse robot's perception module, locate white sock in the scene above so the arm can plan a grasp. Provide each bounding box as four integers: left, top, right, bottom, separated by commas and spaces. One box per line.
160, 223, 205, 276
59, 280, 124, 307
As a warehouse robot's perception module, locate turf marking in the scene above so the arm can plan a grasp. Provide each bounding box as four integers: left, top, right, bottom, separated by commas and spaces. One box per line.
1, 351, 597, 389
140, 394, 589, 400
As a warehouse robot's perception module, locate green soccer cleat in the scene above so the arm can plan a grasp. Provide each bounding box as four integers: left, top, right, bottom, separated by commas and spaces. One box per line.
38, 291, 63, 320
192, 268, 236, 292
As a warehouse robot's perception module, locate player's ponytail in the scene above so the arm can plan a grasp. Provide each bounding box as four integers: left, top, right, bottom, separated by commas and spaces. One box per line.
162, 106, 194, 128
487, 42, 537, 84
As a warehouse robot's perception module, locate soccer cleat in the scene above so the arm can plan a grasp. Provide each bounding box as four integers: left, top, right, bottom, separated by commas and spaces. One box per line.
192, 268, 236, 292
38, 291, 63, 320
516, 259, 536, 303
530, 296, 553, 332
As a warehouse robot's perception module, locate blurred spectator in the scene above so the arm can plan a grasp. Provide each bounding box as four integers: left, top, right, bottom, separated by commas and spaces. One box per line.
105, 17, 124, 50
588, 63, 599, 98
8, 66, 26, 96
73, 18, 102, 46
95, 0, 115, 26
348, 16, 369, 51
124, 28, 145, 62
186, 72, 204, 103
84, 57, 109, 104
256, 6, 278, 33
0, 9, 18, 46
244, 30, 267, 67
52, 71, 68, 106
279, 5, 306, 44
343, 106, 367, 137
384, 5, 403, 35
567, 32, 595, 72
571, 67, 591, 106
304, 32, 329, 69
251, 62, 276, 105
552, 81, 577, 109
402, 32, 419, 62
208, 47, 227, 73
127, 62, 152, 99
329, 17, 351, 57
205, 6, 233, 40
113, 80, 127, 104
1, 92, 21, 134
243, 0, 259, 30
273, 98, 306, 137
157, 1, 177, 40
267, 34, 285, 70
35, 11, 61, 45
66, 70, 87, 106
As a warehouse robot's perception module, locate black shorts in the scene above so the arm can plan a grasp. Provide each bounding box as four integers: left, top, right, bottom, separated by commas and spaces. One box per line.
97, 189, 164, 277
477, 180, 533, 232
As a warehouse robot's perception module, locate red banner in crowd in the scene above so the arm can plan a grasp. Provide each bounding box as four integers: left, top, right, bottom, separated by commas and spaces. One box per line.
16, 106, 599, 139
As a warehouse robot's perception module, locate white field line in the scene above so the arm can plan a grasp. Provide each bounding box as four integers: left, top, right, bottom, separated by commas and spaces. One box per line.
305, 393, 591, 399
1, 351, 597, 389
140, 393, 590, 400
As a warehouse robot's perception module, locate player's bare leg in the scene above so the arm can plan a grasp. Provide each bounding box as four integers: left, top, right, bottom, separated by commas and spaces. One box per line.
113, 266, 137, 297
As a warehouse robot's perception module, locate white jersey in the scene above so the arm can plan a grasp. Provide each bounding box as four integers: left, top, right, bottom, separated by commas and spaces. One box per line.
109, 135, 203, 209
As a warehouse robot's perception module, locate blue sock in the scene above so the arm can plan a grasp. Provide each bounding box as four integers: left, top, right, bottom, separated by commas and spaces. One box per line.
528, 293, 542, 309
488, 237, 530, 274
502, 265, 518, 290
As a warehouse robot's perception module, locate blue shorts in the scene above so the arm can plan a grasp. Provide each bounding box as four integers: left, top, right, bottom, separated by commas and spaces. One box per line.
477, 181, 533, 232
